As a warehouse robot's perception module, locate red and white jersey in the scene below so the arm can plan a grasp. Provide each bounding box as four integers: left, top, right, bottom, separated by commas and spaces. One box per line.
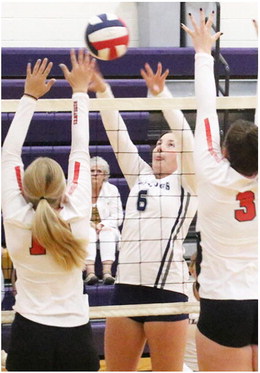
97, 86, 197, 294
2, 93, 91, 327
195, 53, 257, 300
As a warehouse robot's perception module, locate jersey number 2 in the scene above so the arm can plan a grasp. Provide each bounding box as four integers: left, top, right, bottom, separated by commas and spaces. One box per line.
235, 191, 256, 222
30, 239, 46, 255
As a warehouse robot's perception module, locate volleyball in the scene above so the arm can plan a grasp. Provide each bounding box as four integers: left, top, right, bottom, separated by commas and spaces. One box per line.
85, 13, 129, 61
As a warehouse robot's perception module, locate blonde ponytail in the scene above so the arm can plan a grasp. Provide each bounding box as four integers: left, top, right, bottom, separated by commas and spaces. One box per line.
23, 157, 88, 270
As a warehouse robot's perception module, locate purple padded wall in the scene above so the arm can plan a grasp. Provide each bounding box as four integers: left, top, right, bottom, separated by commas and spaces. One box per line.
2, 47, 257, 78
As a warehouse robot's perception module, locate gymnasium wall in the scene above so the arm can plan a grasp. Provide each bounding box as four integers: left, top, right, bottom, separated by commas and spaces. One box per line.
1, 1, 258, 48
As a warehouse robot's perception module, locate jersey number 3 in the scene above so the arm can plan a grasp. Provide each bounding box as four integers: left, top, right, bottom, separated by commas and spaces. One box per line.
235, 191, 256, 222
30, 239, 46, 255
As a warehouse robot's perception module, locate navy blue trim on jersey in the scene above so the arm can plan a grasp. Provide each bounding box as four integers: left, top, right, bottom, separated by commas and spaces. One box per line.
154, 187, 186, 288
161, 191, 191, 288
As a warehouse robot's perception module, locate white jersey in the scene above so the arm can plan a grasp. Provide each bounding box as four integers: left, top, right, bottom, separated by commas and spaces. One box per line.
194, 53, 258, 300
97, 86, 197, 294
2, 93, 91, 327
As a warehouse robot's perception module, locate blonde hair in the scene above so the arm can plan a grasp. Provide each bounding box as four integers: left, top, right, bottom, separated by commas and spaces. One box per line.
23, 157, 87, 270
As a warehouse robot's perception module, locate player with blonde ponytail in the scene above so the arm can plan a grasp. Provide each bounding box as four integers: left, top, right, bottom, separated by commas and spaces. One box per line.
2, 50, 100, 371
23, 157, 87, 270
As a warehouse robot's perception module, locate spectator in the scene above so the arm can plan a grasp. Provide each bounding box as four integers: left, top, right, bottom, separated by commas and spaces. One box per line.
85, 156, 123, 285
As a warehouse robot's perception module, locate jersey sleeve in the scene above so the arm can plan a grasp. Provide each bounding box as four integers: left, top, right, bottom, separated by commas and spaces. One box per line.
96, 85, 151, 189
2, 96, 37, 218
150, 86, 196, 195
194, 53, 224, 179
65, 93, 91, 220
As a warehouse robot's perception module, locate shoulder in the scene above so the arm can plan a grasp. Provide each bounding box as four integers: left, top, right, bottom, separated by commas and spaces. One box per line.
103, 181, 120, 194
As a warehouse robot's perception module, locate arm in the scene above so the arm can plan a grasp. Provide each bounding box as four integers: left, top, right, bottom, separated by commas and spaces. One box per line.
141, 62, 196, 194
59, 50, 95, 217
2, 59, 55, 218
90, 71, 150, 189
182, 10, 223, 177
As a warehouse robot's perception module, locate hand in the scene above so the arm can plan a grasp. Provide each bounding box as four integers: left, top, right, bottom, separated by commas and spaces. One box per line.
24, 58, 56, 99
88, 67, 107, 93
96, 223, 105, 233
140, 62, 169, 95
59, 49, 95, 93
181, 9, 222, 54
253, 19, 258, 35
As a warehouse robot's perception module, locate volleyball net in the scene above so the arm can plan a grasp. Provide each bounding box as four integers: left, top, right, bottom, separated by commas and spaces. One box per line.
1, 95, 257, 324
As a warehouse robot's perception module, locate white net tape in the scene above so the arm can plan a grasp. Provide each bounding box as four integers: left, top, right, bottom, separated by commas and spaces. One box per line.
1, 96, 257, 112
2, 302, 200, 324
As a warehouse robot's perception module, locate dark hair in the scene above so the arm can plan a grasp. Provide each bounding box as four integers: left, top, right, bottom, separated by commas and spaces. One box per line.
223, 119, 258, 176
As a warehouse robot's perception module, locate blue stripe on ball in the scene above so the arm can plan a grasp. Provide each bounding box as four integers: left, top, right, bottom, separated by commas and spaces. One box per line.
87, 14, 124, 35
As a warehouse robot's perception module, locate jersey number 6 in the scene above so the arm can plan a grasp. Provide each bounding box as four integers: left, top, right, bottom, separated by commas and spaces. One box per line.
235, 190, 256, 222
137, 190, 148, 211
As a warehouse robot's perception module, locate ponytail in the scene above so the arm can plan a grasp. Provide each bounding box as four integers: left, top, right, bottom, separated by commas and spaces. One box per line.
32, 199, 87, 270
23, 157, 88, 270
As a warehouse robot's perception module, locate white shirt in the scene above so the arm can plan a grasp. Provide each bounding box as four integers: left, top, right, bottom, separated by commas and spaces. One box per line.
194, 53, 258, 300
94, 181, 123, 234
2, 93, 92, 327
97, 85, 197, 294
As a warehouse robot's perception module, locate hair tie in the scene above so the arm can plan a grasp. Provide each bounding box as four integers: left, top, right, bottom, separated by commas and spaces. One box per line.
39, 196, 46, 200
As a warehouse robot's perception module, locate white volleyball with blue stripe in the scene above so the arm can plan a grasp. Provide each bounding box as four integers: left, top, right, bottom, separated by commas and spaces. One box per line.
85, 13, 129, 61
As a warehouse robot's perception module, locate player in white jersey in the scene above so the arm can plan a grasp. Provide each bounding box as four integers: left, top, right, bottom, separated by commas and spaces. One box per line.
182, 10, 258, 371
90, 63, 197, 371
2, 50, 100, 371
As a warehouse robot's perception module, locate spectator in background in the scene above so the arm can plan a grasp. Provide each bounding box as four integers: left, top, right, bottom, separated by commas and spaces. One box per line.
85, 156, 123, 285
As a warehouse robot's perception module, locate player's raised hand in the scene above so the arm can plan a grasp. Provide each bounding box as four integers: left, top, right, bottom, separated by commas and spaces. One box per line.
140, 62, 169, 96
181, 9, 222, 54
24, 58, 56, 99
59, 49, 96, 93
253, 19, 258, 35
88, 66, 107, 94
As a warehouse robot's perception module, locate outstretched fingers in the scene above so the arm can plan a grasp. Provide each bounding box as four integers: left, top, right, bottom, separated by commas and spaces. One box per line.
59, 63, 70, 79
26, 62, 32, 76
181, 22, 193, 37
45, 78, 56, 92
155, 62, 162, 77
205, 10, 215, 30
213, 31, 222, 42
78, 49, 84, 65
161, 68, 169, 80
38, 58, 49, 74
70, 49, 77, 67
32, 59, 42, 75
43, 61, 53, 77
188, 12, 199, 33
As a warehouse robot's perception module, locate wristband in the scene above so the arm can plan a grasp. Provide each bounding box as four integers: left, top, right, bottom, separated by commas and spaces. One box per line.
23, 93, 38, 101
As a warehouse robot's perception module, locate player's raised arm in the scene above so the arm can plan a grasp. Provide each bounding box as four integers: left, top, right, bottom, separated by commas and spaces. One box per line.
59, 49, 95, 213
2, 59, 55, 217
141, 62, 196, 194
89, 68, 149, 189
181, 10, 223, 174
